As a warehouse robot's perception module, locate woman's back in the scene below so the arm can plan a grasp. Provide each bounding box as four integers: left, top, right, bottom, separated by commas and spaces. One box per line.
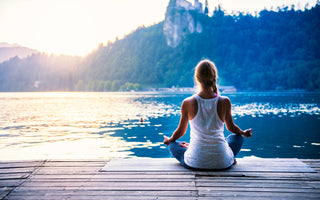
184, 94, 234, 169
190, 94, 224, 132
163, 59, 251, 170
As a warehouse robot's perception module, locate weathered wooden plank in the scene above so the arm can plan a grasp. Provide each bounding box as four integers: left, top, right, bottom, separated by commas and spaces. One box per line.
9, 189, 320, 198
0, 160, 44, 163
195, 172, 320, 177
10, 190, 198, 197
13, 186, 196, 191
18, 182, 319, 190
0, 174, 29, 180
5, 196, 197, 200
30, 174, 195, 179
0, 180, 24, 187
198, 191, 320, 198
302, 161, 320, 165
34, 167, 102, 175
233, 162, 312, 166
100, 170, 317, 175
43, 162, 106, 167
196, 177, 320, 183
21, 181, 195, 187
0, 167, 36, 174
97, 171, 196, 175
198, 196, 319, 200
226, 167, 315, 173
195, 171, 320, 179
25, 177, 319, 185
239, 158, 309, 162
303, 163, 320, 169
26, 174, 93, 179
196, 181, 319, 189
26, 178, 195, 182
0, 187, 15, 192
17, 196, 313, 200
301, 159, 320, 162
47, 159, 110, 162
196, 178, 320, 184
0, 162, 43, 169
197, 186, 320, 194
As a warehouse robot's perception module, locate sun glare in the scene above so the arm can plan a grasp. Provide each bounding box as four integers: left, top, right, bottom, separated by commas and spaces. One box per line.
0, 0, 169, 56
28, 1, 102, 56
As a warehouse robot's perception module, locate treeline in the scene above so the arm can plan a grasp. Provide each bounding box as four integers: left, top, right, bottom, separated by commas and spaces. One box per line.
74, 80, 142, 92
0, 3, 319, 91
0, 52, 141, 92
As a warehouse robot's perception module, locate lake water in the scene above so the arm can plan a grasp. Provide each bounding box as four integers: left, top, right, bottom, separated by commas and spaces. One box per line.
0, 92, 319, 160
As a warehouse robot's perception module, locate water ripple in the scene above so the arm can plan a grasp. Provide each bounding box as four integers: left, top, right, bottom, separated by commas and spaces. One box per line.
233, 103, 320, 117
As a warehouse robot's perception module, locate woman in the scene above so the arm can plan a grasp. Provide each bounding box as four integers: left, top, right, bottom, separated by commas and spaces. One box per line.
164, 59, 252, 170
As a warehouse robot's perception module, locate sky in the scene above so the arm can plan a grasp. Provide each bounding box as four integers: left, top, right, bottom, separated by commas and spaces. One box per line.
0, 0, 317, 56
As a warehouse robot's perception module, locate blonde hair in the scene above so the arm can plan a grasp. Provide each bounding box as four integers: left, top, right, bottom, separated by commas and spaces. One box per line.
194, 59, 219, 94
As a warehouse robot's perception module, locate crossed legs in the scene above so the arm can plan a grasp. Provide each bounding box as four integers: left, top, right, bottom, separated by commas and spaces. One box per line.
168, 134, 244, 168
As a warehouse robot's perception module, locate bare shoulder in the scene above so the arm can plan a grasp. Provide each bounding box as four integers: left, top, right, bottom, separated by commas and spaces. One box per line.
218, 95, 231, 103
218, 96, 231, 110
181, 96, 197, 119
182, 96, 197, 105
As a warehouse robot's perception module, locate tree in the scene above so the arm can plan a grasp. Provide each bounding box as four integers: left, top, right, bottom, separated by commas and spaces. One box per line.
111, 80, 121, 91
204, 0, 209, 15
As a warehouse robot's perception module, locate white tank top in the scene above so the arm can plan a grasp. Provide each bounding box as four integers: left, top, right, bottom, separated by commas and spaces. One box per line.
184, 94, 234, 169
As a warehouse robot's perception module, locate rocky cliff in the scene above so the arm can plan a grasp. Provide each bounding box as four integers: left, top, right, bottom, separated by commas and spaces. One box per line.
163, 0, 204, 47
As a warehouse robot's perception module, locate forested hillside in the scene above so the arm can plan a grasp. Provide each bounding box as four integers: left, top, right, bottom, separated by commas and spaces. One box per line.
0, 3, 319, 92
0, 54, 81, 91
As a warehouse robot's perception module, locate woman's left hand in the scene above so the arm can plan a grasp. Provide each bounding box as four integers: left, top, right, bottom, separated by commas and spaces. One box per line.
163, 136, 171, 146
242, 129, 252, 138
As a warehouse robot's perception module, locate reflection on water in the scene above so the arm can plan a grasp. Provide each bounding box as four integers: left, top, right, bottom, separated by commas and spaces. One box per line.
0, 92, 319, 160
0, 92, 180, 159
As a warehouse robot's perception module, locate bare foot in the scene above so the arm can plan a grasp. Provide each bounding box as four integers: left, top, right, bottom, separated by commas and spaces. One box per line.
180, 142, 189, 148
233, 159, 237, 165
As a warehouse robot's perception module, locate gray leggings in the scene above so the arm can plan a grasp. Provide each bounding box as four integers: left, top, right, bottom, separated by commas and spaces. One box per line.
168, 134, 244, 169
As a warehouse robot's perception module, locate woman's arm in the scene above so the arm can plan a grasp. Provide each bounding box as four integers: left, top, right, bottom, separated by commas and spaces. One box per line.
223, 97, 252, 138
164, 100, 189, 145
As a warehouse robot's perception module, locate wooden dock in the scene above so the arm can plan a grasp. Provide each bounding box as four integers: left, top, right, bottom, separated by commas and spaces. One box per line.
0, 158, 319, 199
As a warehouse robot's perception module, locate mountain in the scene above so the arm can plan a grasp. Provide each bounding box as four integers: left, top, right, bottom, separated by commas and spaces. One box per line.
0, 43, 39, 63
0, 1, 319, 92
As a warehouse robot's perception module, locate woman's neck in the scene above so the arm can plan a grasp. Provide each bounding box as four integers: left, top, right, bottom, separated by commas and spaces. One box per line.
198, 89, 217, 99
